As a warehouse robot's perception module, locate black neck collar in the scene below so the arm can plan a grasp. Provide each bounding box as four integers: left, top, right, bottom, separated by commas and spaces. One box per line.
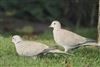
16, 41, 21, 44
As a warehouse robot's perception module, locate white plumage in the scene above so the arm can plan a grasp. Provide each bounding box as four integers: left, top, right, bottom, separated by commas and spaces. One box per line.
49, 20, 97, 52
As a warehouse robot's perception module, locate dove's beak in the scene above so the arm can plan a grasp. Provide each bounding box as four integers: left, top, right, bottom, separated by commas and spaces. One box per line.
49, 25, 51, 27
49, 24, 53, 28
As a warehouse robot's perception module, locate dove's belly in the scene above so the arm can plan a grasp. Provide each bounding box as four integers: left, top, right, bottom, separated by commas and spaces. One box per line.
54, 34, 77, 48
55, 39, 73, 47
16, 48, 41, 56
16, 45, 42, 56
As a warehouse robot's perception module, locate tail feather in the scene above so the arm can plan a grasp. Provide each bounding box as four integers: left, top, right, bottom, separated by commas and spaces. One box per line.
86, 38, 96, 43
48, 49, 74, 55
77, 38, 97, 46
81, 38, 97, 46
41, 47, 56, 53
42, 47, 65, 54
82, 42, 97, 46
48, 49, 65, 53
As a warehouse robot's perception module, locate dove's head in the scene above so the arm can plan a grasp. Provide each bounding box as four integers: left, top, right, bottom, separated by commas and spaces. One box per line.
12, 35, 22, 44
49, 20, 61, 29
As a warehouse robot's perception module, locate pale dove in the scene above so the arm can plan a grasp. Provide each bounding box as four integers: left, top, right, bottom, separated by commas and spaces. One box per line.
12, 35, 65, 56
49, 20, 97, 52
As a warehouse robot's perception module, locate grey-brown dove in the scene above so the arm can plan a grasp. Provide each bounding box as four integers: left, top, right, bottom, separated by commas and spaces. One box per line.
49, 20, 97, 52
12, 35, 65, 56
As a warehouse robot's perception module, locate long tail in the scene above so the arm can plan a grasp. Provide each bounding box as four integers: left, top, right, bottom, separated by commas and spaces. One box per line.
41, 47, 73, 55
81, 38, 98, 46
82, 42, 97, 46
41, 46, 67, 54
48, 49, 65, 53
48, 49, 74, 55
41, 47, 56, 53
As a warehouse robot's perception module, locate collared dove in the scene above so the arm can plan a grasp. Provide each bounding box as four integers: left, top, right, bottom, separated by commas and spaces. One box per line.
49, 20, 97, 52
12, 35, 65, 56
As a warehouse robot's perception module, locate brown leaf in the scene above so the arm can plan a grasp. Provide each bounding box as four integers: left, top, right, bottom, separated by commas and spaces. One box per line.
66, 64, 72, 67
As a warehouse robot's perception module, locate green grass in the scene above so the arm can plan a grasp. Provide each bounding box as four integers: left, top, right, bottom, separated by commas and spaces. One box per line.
0, 28, 100, 67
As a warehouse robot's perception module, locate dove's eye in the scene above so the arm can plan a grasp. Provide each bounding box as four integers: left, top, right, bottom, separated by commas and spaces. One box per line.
54, 23, 56, 25
12, 38, 14, 39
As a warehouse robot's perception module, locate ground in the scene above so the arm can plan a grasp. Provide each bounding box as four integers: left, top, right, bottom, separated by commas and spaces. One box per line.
0, 28, 100, 67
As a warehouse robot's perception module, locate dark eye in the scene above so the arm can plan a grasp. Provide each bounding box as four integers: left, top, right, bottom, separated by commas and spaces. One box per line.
54, 23, 56, 25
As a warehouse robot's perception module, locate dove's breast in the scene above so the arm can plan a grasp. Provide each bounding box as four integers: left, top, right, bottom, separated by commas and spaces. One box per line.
15, 43, 25, 56
53, 29, 68, 46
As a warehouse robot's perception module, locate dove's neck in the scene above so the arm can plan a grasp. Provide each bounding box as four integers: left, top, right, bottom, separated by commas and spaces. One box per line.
16, 41, 22, 44
14, 41, 22, 48
14, 39, 22, 45
54, 26, 61, 31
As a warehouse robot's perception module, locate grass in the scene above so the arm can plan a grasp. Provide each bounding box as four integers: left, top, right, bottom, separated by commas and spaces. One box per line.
0, 28, 100, 67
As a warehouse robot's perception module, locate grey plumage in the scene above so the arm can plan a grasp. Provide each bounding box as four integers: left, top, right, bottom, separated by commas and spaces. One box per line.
49, 20, 97, 52
12, 35, 65, 56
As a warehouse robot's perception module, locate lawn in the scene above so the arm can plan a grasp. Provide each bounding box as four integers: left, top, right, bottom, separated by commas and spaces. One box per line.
0, 28, 100, 67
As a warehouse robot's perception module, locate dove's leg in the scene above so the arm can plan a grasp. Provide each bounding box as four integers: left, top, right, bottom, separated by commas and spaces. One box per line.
65, 48, 68, 52
63, 46, 74, 56
63, 46, 70, 52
